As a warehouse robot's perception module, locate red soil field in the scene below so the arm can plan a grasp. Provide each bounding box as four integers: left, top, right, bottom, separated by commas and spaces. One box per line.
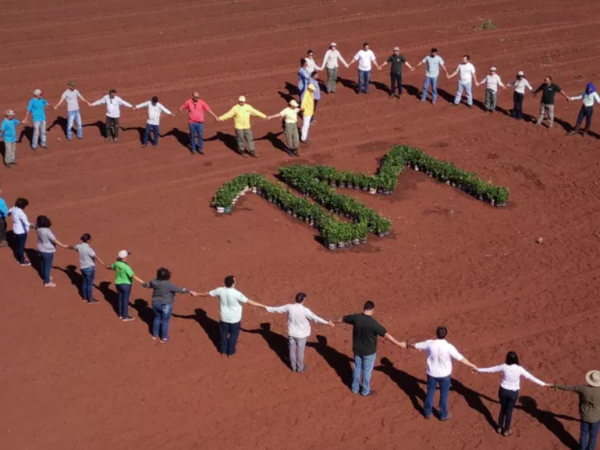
2, 0, 600, 449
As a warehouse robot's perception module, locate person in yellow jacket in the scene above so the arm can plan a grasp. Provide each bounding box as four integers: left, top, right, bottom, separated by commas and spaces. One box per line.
218, 96, 266, 157
300, 83, 316, 143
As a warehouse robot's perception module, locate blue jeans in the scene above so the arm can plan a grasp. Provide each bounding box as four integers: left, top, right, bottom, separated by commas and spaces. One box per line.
143, 124, 159, 146
424, 375, 451, 419
352, 353, 377, 395
81, 267, 95, 300
580, 420, 600, 450
152, 302, 173, 339
39, 251, 54, 284
219, 321, 241, 355
421, 76, 439, 102
116, 284, 132, 319
454, 81, 473, 105
14, 232, 27, 264
358, 70, 371, 93
66, 110, 83, 140
189, 122, 204, 153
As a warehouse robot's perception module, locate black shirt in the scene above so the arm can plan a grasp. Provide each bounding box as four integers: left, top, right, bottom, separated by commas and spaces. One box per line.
536, 83, 562, 105
342, 313, 387, 356
387, 54, 407, 74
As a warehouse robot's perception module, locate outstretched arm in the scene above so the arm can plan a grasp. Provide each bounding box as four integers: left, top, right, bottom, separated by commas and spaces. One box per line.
459, 357, 478, 371
247, 299, 266, 309
384, 333, 407, 349
53, 238, 70, 249
54, 97, 65, 110
191, 291, 211, 297
133, 275, 145, 284
208, 109, 220, 121
560, 90, 570, 100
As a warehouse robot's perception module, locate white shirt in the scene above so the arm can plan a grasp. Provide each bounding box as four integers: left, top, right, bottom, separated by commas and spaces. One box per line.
8, 207, 30, 234
92, 95, 133, 118
305, 57, 322, 74
321, 49, 348, 69
61, 89, 83, 112
354, 49, 376, 71
482, 74, 504, 92
414, 339, 463, 378
266, 303, 328, 338
571, 91, 600, 107
456, 62, 476, 84
509, 78, 533, 94
422, 55, 445, 78
478, 364, 547, 391
209, 287, 249, 324
135, 101, 173, 125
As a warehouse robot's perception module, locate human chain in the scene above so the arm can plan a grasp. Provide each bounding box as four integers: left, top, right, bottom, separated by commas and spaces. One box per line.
1, 44, 598, 169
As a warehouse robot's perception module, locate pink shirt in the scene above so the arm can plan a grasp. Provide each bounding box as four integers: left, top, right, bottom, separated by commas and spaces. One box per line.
181, 99, 210, 123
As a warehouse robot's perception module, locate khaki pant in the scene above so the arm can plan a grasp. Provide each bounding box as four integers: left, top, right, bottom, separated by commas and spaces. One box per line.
326, 67, 338, 93
4, 142, 16, 164
537, 103, 555, 126
284, 123, 299, 151
235, 128, 255, 153
485, 89, 497, 111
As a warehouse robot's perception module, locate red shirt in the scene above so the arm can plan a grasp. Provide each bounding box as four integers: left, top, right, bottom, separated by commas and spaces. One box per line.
181, 99, 211, 123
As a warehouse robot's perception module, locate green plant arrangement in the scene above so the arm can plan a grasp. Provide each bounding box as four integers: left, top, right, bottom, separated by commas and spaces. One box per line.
211, 145, 510, 249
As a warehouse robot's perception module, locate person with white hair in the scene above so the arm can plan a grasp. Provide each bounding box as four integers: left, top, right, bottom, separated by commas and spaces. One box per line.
134, 96, 174, 148
267, 99, 302, 156
1, 110, 23, 168
320, 43, 349, 94
478, 67, 506, 112
218, 96, 266, 157
507, 71, 533, 120
23, 89, 50, 150
105, 250, 145, 321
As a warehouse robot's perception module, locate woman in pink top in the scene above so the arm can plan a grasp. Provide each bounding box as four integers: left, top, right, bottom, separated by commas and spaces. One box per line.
178, 92, 218, 155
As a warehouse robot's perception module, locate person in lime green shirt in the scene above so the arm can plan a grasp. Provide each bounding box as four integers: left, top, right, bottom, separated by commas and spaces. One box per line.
107, 250, 144, 321
218, 96, 266, 158
300, 83, 316, 143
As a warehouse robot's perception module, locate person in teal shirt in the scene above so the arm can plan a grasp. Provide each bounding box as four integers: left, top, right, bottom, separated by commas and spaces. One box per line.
106, 250, 144, 321
23, 89, 50, 150
1, 110, 22, 168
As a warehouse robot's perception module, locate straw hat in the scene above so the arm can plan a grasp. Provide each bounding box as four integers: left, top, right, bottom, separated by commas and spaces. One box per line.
586, 370, 600, 387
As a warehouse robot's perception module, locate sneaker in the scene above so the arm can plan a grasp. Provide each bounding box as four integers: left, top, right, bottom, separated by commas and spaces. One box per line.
389, 94, 395, 99
159, 337, 169, 344
424, 415, 432, 420
441, 413, 453, 421
40, 145, 49, 149
152, 335, 158, 340
105, 138, 111, 142
44, 282, 57, 288
227, 353, 236, 358
432, 101, 437, 105
122, 317, 135, 322
87, 299, 99, 304
0, 241, 8, 247
362, 390, 377, 397
297, 366, 308, 373
141, 143, 147, 148
548, 123, 553, 129
249, 151, 259, 158
21, 261, 31, 266
113, 138, 118, 143
502, 430, 512, 437
496, 427, 502, 434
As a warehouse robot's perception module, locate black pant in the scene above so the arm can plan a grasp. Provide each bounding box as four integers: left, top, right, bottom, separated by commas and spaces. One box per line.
576, 106, 594, 130
513, 92, 524, 119
0, 217, 6, 242
390, 73, 403, 95
105, 116, 120, 139
498, 387, 519, 432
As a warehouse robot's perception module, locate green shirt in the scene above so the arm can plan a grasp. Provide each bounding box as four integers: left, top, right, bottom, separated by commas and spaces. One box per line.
111, 261, 134, 285
555, 385, 600, 423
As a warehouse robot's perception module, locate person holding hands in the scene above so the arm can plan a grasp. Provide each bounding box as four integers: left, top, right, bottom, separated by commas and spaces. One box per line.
53, 81, 91, 140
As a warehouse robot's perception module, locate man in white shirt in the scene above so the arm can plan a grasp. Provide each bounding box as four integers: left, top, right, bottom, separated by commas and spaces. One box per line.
408, 326, 478, 420
53, 81, 91, 140
478, 67, 506, 112
134, 96, 174, 148
320, 43, 349, 94
90, 89, 134, 143
448, 55, 477, 107
265, 292, 334, 373
348, 42, 380, 94
415, 47, 449, 105
193, 275, 265, 357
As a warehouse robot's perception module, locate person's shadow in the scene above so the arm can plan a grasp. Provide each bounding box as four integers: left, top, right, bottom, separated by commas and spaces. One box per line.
97, 281, 120, 317
519, 396, 579, 449
204, 132, 241, 155
242, 323, 289, 367
24, 248, 42, 279
160, 128, 189, 151
375, 357, 427, 414
338, 77, 358, 93
48, 117, 68, 136
451, 378, 496, 427
130, 299, 155, 335
122, 126, 146, 144
53, 265, 83, 299
256, 131, 290, 155
18, 126, 33, 145
82, 120, 105, 138
308, 335, 353, 387
172, 308, 221, 352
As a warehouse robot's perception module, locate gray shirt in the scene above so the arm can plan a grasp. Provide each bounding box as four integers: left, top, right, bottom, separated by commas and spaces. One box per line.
142, 279, 189, 305
37, 227, 56, 253
73, 242, 96, 269
61, 89, 82, 112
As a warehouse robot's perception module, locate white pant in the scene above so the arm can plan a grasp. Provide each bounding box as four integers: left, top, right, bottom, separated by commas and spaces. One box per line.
301, 117, 312, 141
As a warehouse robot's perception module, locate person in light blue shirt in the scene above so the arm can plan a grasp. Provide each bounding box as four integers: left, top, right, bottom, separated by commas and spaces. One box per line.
0, 185, 8, 247
298, 59, 311, 101
415, 48, 449, 105
1, 110, 22, 168
23, 89, 50, 150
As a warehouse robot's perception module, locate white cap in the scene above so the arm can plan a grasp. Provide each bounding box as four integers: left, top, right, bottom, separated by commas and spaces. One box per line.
490, 66, 497, 71
394, 46, 400, 51
289, 99, 299, 107
238, 96, 246, 103
517, 70, 524, 76
117, 250, 130, 259
33, 89, 42, 96
330, 42, 337, 47
6, 110, 14, 116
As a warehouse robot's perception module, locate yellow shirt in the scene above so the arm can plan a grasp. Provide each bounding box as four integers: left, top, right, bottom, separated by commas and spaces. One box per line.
279, 107, 301, 124
301, 85, 315, 117
219, 104, 266, 130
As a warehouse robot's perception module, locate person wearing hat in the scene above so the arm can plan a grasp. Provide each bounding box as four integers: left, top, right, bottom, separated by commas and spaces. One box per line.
134, 96, 174, 148
320, 42, 349, 94
267, 99, 302, 156
568, 82, 600, 137
379, 46, 415, 99
23, 89, 50, 150
478, 67, 506, 112
415, 47, 449, 104
553, 371, 600, 449
309, 71, 321, 122
179, 92, 219, 155
1, 110, 23, 168
300, 83, 316, 143
348, 42, 380, 94
218, 96, 266, 157
0, 185, 8, 248
91, 89, 134, 143
507, 71, 533, 120
447, 55, 477, 108
106, 250, 145, 321
53, 82, 91, 140
533, 76, 570, 128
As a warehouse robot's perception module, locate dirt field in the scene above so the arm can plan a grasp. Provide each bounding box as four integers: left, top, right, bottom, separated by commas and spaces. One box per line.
2, 0, 600, 449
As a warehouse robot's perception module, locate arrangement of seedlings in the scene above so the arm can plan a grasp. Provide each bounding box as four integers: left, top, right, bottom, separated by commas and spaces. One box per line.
212, 145, 510, 249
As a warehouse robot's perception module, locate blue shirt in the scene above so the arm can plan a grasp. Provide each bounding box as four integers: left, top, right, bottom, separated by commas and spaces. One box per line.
0, 198, 7, 219
27, 98, 48, 122
298, 67, 310, 91
1, 118, 20, 143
